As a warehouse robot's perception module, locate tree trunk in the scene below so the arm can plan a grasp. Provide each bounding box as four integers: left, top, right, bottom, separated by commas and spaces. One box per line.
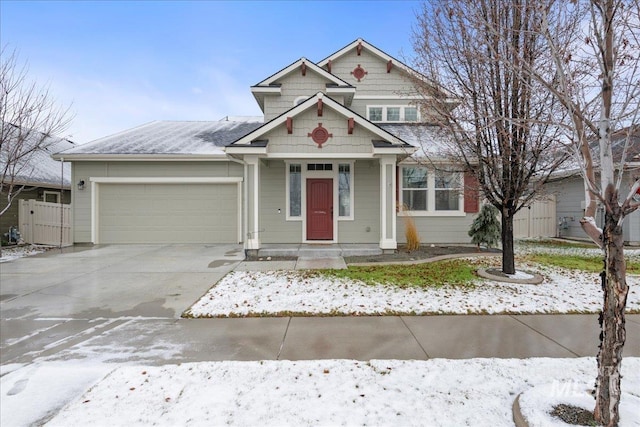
501, 209, 515, 275
594, 195, 628, 426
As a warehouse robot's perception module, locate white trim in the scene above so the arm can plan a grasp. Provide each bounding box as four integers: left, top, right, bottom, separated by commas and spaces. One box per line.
367, 105, 420, 123
43, 191, 61, 203
255, 58, 349, 87
89, 177, 242, 184
245, 156, 261, 250
379, 157, 397, 249
337, 162, 354, 221
237, 181, 243, 243
232, 92, 406, 146
250, 86, 282, 94
91, 181, 98, 244
285, 161, 303, 221
398, 166, 465, 216
53, 154, 229, 161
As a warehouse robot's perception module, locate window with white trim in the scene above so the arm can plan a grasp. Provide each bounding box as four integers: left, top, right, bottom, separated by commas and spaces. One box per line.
43, 191, 61, 203
367, 105, 420, 123
400, 166, 463, 214
338, 164, 351, 217
289, 164, 301, 217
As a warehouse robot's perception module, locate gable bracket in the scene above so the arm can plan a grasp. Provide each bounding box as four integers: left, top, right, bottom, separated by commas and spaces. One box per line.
387, 60, 393, 73
347, 117, 355, 135
317, 99, 323, 117
286, 117, 293, 134
356, 42, 362, 56
327, 59, 332, 74
301, 61, 306, 76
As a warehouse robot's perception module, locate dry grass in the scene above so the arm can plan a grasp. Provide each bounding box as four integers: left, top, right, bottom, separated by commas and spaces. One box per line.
403, 210, 421, 252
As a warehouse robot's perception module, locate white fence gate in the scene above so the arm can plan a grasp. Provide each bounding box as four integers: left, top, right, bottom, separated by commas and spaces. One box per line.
19, 199, 72, 246
513, 195, 557, 238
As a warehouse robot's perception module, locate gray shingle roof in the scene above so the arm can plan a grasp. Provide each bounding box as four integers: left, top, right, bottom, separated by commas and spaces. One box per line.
57, 118, 264, 156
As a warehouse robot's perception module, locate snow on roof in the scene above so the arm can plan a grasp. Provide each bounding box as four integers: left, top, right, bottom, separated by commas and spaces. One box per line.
379, 123, 453, 159
58, 117, 264, 156
1, 124, 75, 187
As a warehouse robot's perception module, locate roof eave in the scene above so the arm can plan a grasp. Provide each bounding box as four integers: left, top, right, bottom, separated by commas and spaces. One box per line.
52, 154, 230, 162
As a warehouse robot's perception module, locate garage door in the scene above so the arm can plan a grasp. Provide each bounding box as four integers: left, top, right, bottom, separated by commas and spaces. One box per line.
98, 184, 238, 244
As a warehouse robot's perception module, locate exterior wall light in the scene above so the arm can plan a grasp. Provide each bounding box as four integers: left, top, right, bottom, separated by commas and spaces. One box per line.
77, 180, 85, 190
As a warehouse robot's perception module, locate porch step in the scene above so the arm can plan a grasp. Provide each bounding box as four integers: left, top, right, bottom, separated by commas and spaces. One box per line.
256, 244, 383, 258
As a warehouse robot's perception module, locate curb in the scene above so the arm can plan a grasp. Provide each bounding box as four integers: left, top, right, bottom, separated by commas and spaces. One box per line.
347, 252, 501, 267
512, 394, 529, 427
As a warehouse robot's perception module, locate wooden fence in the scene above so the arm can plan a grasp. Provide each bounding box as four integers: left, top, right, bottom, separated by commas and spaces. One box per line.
18, 200, 72, 246
513, 195, 557, 238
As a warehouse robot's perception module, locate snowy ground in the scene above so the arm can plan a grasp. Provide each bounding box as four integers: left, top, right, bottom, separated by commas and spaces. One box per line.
0, 244, 50, 262
186, 246, 640, 317
2, 358, 638, 427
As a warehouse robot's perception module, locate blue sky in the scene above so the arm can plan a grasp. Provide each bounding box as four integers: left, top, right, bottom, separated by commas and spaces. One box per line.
1, 0, 423, 143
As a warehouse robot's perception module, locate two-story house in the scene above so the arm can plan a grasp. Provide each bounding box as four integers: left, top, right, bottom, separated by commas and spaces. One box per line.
55, 39, 479, 253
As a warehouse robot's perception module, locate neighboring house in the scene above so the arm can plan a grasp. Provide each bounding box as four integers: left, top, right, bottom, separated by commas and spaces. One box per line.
54, 39, 480, 252
0, 126, 74, 240
544, 126, 640, 245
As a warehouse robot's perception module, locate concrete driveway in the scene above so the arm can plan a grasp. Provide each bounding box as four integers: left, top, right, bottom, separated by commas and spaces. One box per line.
1, 244, 244, 319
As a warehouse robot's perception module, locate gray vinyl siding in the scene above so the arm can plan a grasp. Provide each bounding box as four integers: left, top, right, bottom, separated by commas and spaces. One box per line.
544, 178, 588, 239
259, 160, 302, 244
71, 161, 242, 243
545, 173, 640, 244
338, 160, 380, 243
398, 214, 475, 245
265, 107, 375, 155
326, 49, 418, 98
264, 71, 333, 122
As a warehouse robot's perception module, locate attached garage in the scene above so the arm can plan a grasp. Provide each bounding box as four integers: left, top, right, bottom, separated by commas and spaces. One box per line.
92, 178, 242, 244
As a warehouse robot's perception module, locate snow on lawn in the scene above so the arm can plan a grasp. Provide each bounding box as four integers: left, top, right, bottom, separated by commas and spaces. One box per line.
185, 264, 640, 317
42, 357, 640, 427
0, 245, 50, 263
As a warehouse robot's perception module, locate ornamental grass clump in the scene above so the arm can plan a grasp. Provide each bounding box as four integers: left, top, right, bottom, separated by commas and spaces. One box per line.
403, 208, 420, 252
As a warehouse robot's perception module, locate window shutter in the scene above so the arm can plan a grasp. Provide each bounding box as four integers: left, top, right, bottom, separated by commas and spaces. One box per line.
464, 171, 480, 213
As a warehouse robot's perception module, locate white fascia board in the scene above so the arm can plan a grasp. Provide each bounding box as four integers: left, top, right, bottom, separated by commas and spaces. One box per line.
265, 153, 376, 159
326, 86, 356, 95
224, 147, 268, 155
250, 86, 282, 95
89, 177, 243, 184
52, 154, 230, 161
256, 58, 349, 87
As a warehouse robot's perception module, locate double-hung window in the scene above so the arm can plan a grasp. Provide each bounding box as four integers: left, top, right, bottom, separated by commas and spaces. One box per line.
288, 164, 302, 218
400, 166, 463, 214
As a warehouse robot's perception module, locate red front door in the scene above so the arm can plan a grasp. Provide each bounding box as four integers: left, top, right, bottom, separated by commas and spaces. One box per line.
306, 179, 333, 240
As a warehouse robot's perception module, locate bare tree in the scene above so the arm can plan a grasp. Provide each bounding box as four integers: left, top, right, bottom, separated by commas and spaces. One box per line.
411, 0, 570, 275
0, 47, 72, 222
417, 0, 639, 424
531, 1, 639, 424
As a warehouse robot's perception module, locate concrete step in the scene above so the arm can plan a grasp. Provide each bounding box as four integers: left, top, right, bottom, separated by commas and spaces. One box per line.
256, 244, 383, 258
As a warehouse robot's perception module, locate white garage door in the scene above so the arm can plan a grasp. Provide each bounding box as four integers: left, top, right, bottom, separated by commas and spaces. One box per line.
98, 183, 238, 244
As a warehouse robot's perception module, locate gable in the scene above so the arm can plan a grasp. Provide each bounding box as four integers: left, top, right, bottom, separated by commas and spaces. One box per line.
227, 93, 414, 158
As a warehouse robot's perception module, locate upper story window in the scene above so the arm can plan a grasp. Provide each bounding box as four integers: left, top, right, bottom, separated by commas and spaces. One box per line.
367, 105, 420, 123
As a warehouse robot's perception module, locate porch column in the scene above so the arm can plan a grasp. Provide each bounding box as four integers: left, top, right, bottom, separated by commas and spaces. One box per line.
245, 155, 261, 251
379, 156, 397, 251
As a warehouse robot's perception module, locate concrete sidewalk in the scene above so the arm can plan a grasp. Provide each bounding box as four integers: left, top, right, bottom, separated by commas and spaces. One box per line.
3, 314, 639, 366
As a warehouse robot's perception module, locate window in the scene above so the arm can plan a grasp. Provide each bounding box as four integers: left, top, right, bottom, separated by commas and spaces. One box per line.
307, 163, 333, 171
434, 171, 460, 211
400, 166, 462, 214
401, 167, 428, 211
289, 164, 301, 217
338, 164, 351, 217
368, 107, 383, 122
43, 191, 61, 203
367, 105, 420, 123
386, 107, 401, 121
404, 107, 418, 122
